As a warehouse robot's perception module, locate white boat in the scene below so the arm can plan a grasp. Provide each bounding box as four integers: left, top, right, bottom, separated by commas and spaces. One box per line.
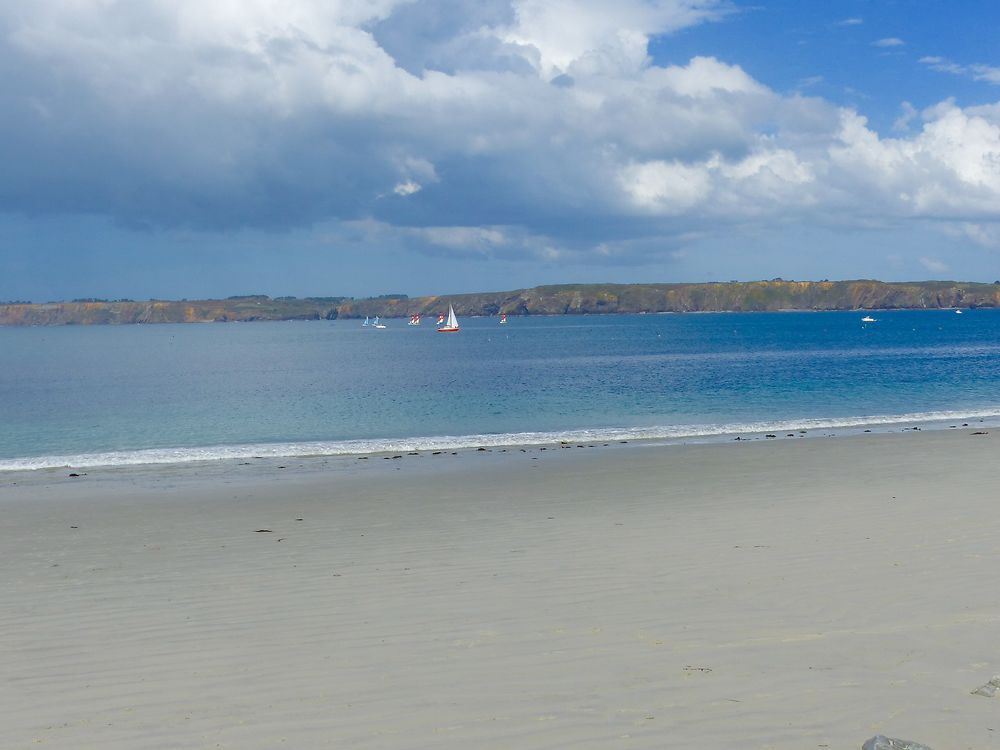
955, 309, 964, 314
373, 315, 387, 329
499, 312, 508, 325
408, 314, 421, 326
362, 316, 370, 327
437, 304, 459, 333
861, 315, 876, 323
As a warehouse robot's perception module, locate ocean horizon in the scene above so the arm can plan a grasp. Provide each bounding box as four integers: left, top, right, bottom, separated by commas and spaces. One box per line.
3, 309, 999, 471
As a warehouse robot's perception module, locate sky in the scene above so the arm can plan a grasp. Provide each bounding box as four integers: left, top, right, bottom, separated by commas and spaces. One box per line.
2, 0, 1000, 301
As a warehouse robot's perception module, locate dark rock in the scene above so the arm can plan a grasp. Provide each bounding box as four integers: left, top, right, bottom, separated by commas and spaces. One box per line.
862, 735, 933, 750
255, 529, 273, 533
972, 675, 1000, 696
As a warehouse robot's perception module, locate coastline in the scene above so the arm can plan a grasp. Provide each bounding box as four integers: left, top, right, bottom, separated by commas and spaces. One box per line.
4, 429, 1000, 748
3, 282, 1000, 326
3, 406, 1000, 472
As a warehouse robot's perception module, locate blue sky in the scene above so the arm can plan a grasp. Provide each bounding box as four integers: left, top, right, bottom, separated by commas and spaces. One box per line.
2, 0, 1000, 301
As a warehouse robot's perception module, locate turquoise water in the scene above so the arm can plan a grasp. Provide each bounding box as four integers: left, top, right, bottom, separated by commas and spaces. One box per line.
2, 310, 1000, 469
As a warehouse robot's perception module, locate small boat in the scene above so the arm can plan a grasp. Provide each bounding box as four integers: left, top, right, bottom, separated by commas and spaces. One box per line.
861, 315, 876, 323
955, 309, 963, 314
499, 313, 508, 325
373, 316, 387, 329
437, 304, 459, 333
436, 312, 446, 325
362, 316, 370, 327
408, 314, 421, 326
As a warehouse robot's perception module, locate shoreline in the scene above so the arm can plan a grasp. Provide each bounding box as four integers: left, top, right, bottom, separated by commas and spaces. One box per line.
4, 428, 1000, 749
3, 407, 999, 473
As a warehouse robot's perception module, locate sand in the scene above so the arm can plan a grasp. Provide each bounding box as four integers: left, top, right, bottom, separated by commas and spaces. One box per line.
3, 430, 1000, 749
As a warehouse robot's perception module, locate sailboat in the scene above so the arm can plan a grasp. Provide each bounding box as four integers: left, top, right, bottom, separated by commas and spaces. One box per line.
437, 304, 460, 333
436, 312, 446, 325
373, 315, 387, 329
499, 312, 508, 324
861, 315, 876, 323
408, 314, 421, 326
362, 316, 370, 327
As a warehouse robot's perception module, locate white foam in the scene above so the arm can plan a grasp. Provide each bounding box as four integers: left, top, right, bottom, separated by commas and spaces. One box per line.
3, 408, 1000, 472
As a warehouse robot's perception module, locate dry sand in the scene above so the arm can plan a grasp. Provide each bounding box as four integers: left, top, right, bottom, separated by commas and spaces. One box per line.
3, 431, 1000, 749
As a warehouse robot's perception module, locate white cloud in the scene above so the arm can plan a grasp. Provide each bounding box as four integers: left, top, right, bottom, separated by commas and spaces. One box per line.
393, 180, 422, 196
873, 37, 904, 48
921, 56, 1000, 84
500, 0, 728, 76
619, 160, 713, 213
919, 257, 948, 274
836, 17, 864, 26
939, 221, 1000, 248
892, 101, 917, 132
413, 225, 508, 250
3, 0, 1000, 273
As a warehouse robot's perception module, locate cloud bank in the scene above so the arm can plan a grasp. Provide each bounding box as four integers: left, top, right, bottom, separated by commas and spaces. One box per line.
4, 0, 1000, 265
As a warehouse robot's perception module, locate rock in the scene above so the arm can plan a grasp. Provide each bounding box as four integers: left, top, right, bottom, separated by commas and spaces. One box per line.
862, 735, 934, 750
971, 675, 1000, 697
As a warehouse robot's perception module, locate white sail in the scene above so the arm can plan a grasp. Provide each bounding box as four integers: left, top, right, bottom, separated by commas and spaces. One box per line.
437, 304, 459, 332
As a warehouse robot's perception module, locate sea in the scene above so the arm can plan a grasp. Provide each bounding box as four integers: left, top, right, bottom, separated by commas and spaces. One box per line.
2, 310, 1000, 471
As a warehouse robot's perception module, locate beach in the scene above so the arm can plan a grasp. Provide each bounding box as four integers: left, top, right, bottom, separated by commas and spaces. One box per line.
3, 430, 1000, 749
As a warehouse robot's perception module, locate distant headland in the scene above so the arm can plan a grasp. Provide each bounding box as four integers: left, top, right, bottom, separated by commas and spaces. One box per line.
3, 280, 1000, 325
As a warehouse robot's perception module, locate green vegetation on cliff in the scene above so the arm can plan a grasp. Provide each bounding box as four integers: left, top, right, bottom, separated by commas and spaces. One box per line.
0, 296, 345, 326
3, 281, 1000, 325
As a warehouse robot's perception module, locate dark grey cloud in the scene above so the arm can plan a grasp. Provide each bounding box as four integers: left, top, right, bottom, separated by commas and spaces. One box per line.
2, 0, 1000, 272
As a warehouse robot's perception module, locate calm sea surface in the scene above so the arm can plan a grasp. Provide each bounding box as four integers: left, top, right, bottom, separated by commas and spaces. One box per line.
2, 310, 1000, 469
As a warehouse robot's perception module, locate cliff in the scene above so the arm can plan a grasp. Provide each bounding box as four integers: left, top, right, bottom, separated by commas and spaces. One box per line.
0, 296, 343, 326
3, 281, 1000, 325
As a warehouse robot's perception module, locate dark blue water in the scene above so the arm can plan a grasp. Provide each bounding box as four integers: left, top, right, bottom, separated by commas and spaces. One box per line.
2, 310, 999, 469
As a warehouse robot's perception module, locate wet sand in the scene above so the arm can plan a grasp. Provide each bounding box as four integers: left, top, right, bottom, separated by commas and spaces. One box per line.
3, 430, 1000, 749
